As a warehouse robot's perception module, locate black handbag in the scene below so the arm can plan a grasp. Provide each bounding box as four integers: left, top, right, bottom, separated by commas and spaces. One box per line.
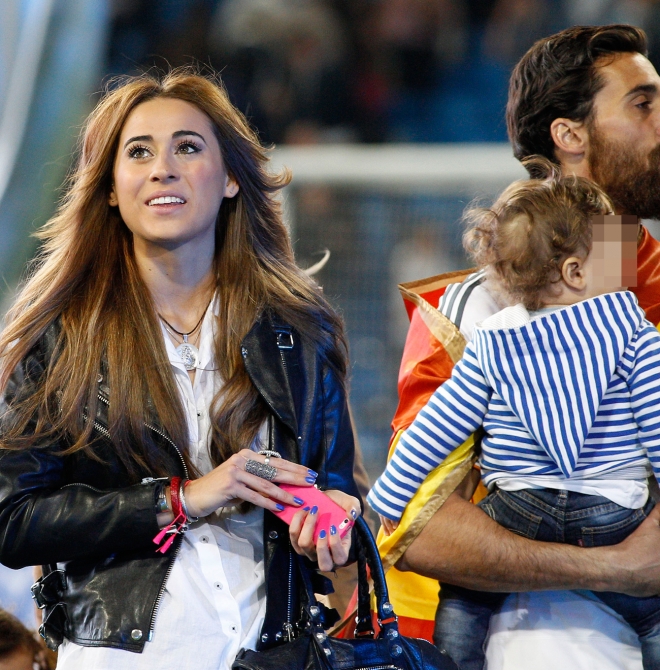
232, 516, 458, 670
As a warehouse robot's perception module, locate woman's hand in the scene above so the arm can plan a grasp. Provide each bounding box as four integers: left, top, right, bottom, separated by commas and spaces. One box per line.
289, 489, 361, 572
183, 450, 317, 518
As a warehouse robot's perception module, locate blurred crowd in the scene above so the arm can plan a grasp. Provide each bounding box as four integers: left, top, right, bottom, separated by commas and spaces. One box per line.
107, 0, 660, 145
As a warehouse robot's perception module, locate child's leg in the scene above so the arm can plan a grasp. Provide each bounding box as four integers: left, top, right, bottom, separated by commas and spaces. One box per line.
433, 488, 557, 670
594, 592, 660, 670
434, 584, 507, 670
562, 494, 657, 669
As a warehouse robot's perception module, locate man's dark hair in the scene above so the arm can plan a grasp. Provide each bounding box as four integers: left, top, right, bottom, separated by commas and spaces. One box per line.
507, 25, 648, 169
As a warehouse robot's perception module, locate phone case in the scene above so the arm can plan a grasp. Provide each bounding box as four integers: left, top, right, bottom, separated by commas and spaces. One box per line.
273, 484, 354, 543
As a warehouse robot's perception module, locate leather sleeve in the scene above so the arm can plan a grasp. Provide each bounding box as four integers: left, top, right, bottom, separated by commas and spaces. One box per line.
0, 337, 161, 569
318, 361, 362, 506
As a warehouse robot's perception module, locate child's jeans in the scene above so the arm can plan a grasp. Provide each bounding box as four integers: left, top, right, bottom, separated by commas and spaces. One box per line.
433, 487, 660, 670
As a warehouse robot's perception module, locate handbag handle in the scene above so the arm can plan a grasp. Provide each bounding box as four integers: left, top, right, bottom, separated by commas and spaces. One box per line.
353, 516, 398, 636
296, 516, 399, 640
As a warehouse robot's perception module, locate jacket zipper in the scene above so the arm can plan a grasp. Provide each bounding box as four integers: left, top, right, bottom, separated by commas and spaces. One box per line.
95, 391, 188, 640
284, 547, 294, 641
148, 537, 181, 641
96, 392, 189, 479
61, 482, 104, 492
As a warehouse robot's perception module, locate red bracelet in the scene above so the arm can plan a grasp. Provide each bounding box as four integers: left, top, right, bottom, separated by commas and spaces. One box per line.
153, 476, 188, 554
169, 477, 183, 518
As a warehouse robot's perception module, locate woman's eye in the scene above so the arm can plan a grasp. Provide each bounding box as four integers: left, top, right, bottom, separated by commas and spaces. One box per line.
127, 144, 151, 159
176, 140, 201, 154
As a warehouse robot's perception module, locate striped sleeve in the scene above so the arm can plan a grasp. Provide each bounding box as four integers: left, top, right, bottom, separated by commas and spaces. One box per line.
367, 342, 491, 520
627, 324, 660, 481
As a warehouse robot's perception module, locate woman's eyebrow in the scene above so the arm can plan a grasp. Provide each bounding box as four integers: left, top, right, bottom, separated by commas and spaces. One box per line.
172, 130, 206, 142
123, 134, 151, 149
122, 130, 206, 150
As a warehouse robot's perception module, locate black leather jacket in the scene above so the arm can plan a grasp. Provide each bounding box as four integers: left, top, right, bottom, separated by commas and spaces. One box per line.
0, 311, 359, 652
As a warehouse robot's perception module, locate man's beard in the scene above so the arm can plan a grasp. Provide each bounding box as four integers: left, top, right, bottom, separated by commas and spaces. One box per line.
589, 124, 660, 219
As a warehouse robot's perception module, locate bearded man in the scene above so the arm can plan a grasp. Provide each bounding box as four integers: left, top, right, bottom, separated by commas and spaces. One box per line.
377, 25, 660, 670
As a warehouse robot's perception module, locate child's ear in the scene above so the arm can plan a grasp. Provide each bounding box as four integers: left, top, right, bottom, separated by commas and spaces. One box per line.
562, 256, 587, 290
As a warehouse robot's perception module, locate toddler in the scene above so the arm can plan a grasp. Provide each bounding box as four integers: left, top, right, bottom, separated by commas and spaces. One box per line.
368, 158, 660, 670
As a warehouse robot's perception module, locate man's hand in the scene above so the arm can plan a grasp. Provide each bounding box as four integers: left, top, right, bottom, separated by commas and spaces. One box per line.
604, 504, 660, 597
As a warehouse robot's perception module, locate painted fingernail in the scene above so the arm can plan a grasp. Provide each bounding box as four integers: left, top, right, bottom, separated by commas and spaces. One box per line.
350, 509, 358, 520
275, 503, 285, 511
310, 506, 318, 515
305, 476, 316, 484
330, 525, 337, 536
319, 529, 327, 539
303, 506, 310, 511
308, 469, 318, 478
293, 496, 304, 505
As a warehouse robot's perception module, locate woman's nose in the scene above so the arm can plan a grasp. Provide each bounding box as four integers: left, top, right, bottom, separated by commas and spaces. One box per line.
149, 154, 178, 182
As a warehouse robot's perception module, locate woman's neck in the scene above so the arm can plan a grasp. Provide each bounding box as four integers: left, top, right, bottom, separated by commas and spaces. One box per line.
133, 237, 216, 332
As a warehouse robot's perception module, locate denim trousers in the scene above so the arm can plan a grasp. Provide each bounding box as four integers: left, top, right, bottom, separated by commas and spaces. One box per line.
433, 487, 660, 670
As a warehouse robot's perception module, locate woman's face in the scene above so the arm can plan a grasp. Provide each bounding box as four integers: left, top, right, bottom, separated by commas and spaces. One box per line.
110, 97, 238, 251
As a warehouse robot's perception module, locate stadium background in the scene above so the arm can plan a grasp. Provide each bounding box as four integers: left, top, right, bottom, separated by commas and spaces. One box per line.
2, 0, 660, 629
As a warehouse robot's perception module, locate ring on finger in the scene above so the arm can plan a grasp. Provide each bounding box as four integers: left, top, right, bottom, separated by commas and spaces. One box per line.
257, 449, 281, 459
245, 458, 278, 481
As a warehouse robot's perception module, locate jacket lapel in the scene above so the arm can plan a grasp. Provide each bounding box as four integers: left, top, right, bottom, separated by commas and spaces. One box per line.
241, 312, 298, 437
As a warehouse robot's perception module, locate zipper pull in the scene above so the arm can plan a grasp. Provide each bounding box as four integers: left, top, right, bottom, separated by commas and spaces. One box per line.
283, 622, 294, 642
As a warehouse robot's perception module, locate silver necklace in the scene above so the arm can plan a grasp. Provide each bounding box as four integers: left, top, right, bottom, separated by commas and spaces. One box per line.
158, 302, 210, 371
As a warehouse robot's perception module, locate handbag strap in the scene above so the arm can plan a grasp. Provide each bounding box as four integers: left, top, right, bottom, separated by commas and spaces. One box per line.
294, 517, 401, 641
353, 517, 399, 636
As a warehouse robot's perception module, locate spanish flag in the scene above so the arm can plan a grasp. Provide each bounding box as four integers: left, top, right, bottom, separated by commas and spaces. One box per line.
377, 225, 660, 642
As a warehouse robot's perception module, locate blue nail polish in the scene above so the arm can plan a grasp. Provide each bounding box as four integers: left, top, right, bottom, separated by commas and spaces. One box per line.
319, 529, 327, 539
330, 525, 337, 536
275, 503, 285, 511
308, 469, 318, 478
293, 496, 304, 505
305, 476, 316, 484
310, 505, 318, 515
303, 506, 310, 511
351, 509, 358, 519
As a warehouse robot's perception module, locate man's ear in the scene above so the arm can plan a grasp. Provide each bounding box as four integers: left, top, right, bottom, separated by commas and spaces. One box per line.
550, 118, 590, 176
561, 255, 587, 290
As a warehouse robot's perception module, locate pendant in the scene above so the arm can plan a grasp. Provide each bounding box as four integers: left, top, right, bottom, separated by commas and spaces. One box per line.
176, 342, 200, 371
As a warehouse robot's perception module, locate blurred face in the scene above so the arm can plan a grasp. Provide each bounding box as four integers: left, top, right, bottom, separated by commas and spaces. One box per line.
110, 97, 238, 251
588, 52, 660, 217
587, 214, 638, 294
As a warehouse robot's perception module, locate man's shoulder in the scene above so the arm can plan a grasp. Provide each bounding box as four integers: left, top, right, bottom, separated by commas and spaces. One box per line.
438, 270, 502, 341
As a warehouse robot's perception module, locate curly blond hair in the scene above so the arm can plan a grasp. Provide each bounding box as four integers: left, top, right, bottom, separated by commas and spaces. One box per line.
463, 156, 615, 310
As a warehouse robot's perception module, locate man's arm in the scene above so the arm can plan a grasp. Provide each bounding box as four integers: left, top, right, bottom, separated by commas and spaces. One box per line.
397, 489, 660, 597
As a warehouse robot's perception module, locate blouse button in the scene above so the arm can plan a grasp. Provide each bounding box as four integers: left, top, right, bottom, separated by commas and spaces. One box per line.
214, 581, 223, 590
200, 535, 209, 543
268, 530, 278, 540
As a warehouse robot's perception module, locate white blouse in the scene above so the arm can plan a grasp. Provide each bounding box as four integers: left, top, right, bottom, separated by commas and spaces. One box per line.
57, 302, 268, 670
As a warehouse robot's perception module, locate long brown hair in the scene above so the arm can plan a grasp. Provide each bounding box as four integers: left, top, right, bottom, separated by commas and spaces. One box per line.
0, 68, 348, 478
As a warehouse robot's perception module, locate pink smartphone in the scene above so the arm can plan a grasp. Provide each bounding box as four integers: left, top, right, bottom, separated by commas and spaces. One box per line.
273, 484, 354, 543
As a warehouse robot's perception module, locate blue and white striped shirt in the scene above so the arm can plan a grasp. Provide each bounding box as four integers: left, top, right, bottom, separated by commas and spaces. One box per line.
368, 291, 660, 521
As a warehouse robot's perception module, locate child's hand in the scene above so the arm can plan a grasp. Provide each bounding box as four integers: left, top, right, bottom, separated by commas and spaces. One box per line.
378, 514, 399, 536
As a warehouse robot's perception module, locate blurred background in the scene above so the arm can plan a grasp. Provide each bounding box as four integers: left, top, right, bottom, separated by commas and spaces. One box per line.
3, 0, 660, 629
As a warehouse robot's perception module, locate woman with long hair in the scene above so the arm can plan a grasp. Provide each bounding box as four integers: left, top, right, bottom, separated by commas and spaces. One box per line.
0, 68, 360, 669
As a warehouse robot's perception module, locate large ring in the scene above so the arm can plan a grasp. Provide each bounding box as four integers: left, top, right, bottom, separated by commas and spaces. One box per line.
245, 458, 278, 481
